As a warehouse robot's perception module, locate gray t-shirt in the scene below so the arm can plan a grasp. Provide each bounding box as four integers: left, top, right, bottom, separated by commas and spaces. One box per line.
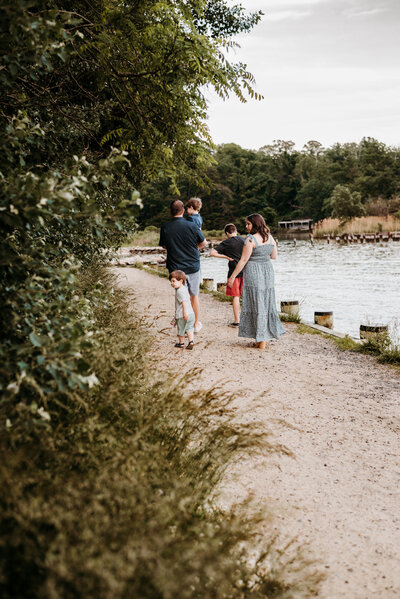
175, 286, 194, 319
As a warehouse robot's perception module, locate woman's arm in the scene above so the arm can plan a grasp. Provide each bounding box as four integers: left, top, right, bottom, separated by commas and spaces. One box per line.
270, 236, 277, 260
227, 239, 253, 287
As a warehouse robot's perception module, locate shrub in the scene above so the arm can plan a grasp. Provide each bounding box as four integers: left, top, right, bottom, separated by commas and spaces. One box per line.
0, 269, 323, 599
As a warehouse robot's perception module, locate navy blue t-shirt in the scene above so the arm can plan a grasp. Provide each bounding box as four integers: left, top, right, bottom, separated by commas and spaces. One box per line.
159, 217, 205, 274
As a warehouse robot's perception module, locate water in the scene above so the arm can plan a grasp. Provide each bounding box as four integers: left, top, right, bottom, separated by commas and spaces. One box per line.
201, 241, 400, 341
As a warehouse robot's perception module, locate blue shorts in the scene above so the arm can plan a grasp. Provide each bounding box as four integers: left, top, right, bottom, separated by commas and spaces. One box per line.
185, 270, 201, 296
176, 314, 195, 336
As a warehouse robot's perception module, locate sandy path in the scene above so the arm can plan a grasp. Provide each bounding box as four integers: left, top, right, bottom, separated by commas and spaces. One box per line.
115, 267, 400, 599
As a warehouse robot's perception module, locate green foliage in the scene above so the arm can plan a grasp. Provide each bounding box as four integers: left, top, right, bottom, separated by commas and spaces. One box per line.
324, 184, 365, 225
138, 138, 400, 229
0, 270, 322, 598
1, 0, 262, 432
279, 313, 301, 324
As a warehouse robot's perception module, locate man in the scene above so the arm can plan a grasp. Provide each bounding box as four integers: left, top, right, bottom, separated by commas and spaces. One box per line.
159, 200, 207, 332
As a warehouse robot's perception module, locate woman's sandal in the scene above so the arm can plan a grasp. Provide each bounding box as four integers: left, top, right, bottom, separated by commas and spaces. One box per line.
252, 341, 266, 349
186, 341, 194, 350
174, 342, 185, 348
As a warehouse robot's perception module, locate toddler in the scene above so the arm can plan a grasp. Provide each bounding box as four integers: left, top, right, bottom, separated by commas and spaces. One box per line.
185, 197, 203, 229
170, 270, 195, 349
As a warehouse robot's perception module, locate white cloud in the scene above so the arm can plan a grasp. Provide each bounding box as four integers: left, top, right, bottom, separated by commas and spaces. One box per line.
239, 0, 328, 8
344, 7, 387, 18
267, 10, 311, 21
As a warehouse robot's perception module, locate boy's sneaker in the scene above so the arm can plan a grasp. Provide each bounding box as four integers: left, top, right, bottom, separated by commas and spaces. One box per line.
228, 322, 240, 328
194, 322, 202, 333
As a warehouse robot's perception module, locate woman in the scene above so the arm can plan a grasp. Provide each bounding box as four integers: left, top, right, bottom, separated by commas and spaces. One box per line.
227, 214, 285, 349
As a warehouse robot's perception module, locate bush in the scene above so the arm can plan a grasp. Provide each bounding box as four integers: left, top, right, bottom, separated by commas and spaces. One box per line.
0, 269, 322, 599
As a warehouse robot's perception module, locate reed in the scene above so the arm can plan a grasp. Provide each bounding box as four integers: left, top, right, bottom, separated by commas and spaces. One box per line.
314, 216, 400, 238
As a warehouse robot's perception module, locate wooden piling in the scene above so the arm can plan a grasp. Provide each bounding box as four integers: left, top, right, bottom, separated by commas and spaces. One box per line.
281, 300, 300, 317
217, 283, 227, 294
202, 278, 214, 291
360, 324, 389, 340
314, 311, 333, 329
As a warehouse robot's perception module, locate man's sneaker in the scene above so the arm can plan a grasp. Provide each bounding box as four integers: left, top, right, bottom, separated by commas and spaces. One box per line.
194, 322, 203, 333
228, 322, 240, 328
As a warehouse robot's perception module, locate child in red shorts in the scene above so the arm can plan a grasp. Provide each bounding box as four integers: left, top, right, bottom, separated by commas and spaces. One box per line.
209, 224, 245, 327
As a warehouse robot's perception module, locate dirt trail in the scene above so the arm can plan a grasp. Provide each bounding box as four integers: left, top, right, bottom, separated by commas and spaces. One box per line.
115, 267, 400, 599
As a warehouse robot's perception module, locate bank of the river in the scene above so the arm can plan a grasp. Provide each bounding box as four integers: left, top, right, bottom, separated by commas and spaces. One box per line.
115, 266, 400, 599
313, 216, 400, 238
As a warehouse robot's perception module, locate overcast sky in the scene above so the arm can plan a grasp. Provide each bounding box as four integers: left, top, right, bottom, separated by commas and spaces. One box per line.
205, 0, 400, 150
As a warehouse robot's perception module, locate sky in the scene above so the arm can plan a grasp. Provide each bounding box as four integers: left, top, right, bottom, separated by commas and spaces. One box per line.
205, 0, 400, 151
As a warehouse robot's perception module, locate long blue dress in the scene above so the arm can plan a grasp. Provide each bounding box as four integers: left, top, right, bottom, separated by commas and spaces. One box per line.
239, 234, 285, 342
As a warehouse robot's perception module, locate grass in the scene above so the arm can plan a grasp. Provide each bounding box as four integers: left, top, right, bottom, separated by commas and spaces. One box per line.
313, 216, 400, 238
279, 312, 302, 324
297, 324, 400, 368
0, 265, 325, 598
123, 225, 160, 246
122, 227, 226, 248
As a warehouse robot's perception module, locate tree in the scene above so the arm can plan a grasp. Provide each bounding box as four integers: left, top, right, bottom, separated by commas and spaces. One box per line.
324, 184, 365, 225
0, 0, 262, 431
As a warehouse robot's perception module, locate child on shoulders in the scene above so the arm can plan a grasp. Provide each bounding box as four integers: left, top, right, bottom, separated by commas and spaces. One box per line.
209, 224, 244, 327
170, 270, 195, 350
185, 197, 203, 230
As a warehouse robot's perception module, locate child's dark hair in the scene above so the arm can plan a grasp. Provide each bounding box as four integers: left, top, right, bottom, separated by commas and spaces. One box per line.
186, 197, 202, 211
224, 223, 237, 235
170, 270, 186, 284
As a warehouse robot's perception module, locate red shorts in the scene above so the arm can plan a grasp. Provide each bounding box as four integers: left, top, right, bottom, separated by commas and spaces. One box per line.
226, 276, 243, 297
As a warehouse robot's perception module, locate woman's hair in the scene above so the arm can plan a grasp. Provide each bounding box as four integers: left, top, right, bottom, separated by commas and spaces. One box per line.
170, 270, 186, 284
246, 214, 270, 242
186, 197, 202, 210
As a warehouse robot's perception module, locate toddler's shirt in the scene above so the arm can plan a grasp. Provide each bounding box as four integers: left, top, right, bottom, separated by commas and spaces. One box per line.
175, 286, 194, 319
186, 213, 203, 229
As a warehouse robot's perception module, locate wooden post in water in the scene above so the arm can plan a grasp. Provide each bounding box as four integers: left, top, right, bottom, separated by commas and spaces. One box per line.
314, 311, 333, 329
360, 324, 389, 340
217, 283, 226, 294
202, 278, 214, 291
281, 301, 300, 317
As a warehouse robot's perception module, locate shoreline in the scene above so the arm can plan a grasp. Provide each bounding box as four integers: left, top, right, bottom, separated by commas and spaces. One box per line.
115, 266, 400, 599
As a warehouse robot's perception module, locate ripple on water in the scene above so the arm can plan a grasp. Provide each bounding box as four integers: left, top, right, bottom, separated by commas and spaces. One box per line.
200, 241, 400, 341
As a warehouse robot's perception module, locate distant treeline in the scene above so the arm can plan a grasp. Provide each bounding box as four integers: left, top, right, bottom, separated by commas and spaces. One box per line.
138, 138, 400, 229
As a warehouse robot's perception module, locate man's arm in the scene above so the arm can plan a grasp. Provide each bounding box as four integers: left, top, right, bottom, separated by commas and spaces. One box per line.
198, 239, 207, 250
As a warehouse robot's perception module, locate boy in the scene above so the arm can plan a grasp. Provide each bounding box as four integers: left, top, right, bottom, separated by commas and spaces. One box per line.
209, 224, 245, 327
185, 197, 203, 229
170, 270, 195, 349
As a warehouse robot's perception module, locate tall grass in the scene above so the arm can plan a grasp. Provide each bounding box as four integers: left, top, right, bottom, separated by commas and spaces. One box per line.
0, 267, 322, 598
314, 216, 400, 237
123, 225, 160, 246
123, 226, 226, 247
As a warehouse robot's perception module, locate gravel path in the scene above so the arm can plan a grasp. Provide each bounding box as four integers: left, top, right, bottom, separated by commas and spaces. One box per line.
116, 267, 400, 599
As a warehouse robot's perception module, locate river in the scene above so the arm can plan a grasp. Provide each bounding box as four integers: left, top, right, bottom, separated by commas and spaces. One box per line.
200, 240, 400, 342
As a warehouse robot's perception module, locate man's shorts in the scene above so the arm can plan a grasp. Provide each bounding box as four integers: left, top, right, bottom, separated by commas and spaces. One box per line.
185, 270, 201, 296
176, 314, 195, 336
226, 276, 243, 297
